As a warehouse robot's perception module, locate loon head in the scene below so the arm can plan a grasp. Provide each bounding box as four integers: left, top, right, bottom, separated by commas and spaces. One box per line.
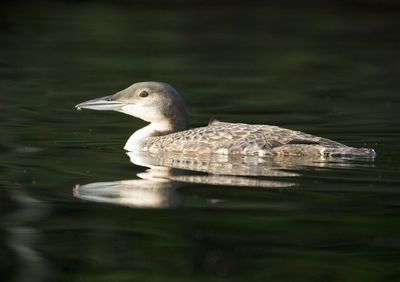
75, 81, 189, 132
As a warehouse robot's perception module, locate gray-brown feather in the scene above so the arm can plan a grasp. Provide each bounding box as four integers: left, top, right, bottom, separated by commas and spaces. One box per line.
135, 121, 374, 157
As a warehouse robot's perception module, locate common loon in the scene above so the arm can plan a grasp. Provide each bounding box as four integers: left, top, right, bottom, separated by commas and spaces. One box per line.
75, 81, 375, 157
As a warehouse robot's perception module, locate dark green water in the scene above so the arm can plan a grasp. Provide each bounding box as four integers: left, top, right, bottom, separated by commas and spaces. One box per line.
1, 1, 400, 281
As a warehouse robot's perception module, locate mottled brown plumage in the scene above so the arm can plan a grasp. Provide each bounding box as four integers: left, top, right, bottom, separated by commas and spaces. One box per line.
136, 120, 374, 157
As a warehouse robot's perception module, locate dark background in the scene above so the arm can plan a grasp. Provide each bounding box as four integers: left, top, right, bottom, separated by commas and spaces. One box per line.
1, 1, 400, 281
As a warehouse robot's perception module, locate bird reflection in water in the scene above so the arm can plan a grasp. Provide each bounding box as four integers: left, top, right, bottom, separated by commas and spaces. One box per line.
74, 150, 373, 208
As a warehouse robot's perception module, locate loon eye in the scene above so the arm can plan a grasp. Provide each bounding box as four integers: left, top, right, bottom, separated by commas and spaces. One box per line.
139, 90, 149, 98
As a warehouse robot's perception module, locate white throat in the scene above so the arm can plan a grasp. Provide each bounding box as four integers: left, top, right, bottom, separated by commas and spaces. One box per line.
124, 121, 175, 151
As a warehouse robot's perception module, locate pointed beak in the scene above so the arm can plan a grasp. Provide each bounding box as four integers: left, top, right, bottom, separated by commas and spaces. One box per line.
75, 95, 125, 111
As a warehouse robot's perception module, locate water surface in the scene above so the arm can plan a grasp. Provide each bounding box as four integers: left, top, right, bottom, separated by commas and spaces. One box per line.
1, 1, 400, 281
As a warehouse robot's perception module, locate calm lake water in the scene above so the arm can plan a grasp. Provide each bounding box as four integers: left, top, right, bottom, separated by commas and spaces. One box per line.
1, 1, 400, 281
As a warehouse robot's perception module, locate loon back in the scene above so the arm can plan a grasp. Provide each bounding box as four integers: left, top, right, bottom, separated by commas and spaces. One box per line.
133, 120, 375, 157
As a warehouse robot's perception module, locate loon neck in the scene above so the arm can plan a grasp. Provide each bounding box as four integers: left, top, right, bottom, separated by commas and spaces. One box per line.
124, 120, 188, 151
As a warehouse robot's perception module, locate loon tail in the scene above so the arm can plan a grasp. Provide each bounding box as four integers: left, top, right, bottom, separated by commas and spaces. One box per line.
323, 146, 376, 158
